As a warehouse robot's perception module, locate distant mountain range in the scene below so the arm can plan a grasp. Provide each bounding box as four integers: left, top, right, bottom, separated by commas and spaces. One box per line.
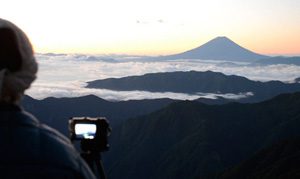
105, 92, 300, 179
253, 56, 300, 66
147, 36, 268, 62
87, 71, 300, 103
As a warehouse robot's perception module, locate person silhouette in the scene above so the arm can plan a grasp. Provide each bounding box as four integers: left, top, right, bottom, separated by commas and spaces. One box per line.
0, 18, 96, 178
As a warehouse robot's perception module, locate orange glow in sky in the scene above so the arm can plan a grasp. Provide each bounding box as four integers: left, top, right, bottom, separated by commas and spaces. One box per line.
0, 0, 299, 56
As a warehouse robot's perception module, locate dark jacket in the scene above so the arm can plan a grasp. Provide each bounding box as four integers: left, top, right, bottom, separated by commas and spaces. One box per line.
0, 103, 96, 179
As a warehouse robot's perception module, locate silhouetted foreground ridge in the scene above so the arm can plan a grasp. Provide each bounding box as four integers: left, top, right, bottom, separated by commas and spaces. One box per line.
105, 92, 300, 179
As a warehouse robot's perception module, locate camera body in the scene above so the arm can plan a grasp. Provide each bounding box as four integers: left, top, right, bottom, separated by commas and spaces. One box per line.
69, 117, 111, 152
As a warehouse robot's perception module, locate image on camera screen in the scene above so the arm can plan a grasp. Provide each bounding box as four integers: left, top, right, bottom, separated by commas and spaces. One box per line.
75, 123, 97, 139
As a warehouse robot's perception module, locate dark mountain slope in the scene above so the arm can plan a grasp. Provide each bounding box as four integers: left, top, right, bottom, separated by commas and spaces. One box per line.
220, 139, 300, 179
105, 92, 300, 179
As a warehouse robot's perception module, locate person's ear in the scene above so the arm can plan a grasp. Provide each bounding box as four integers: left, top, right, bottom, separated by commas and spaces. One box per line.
0, 28, 22, 72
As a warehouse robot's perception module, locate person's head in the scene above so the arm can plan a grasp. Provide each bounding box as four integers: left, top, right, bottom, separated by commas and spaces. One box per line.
0, 19, 37, 104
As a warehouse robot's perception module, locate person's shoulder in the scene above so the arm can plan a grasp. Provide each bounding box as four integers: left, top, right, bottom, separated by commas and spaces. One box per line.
18, 110, 96, 178
18, 110, 70, 143
20, 110, 76, 155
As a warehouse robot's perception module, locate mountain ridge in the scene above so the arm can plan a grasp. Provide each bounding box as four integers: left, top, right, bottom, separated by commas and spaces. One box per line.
21, 95, 176, 134
105, 92, 300, 179
87, 70, 300, 103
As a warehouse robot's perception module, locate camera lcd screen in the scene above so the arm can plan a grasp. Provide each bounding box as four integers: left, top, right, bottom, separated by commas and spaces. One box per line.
74, 123, 97, 139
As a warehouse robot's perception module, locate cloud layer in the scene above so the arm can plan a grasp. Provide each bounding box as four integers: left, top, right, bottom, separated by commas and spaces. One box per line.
26, 54, 300, 101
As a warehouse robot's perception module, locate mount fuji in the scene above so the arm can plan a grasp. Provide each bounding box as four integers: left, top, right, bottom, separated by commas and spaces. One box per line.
153, 36, 268, 62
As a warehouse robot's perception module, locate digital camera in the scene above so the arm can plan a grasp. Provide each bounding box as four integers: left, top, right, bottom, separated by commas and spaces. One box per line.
69, 117, 111, 152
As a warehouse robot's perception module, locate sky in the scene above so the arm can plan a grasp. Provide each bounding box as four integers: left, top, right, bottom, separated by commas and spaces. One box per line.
0, 0, 299, 55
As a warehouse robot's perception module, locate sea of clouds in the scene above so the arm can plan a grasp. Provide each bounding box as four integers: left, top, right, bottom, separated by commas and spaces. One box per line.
25, 54, 300, 101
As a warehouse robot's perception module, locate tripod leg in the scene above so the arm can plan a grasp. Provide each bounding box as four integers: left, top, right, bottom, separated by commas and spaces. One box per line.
95, 159, 106, 179
81, 153, 95, 172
